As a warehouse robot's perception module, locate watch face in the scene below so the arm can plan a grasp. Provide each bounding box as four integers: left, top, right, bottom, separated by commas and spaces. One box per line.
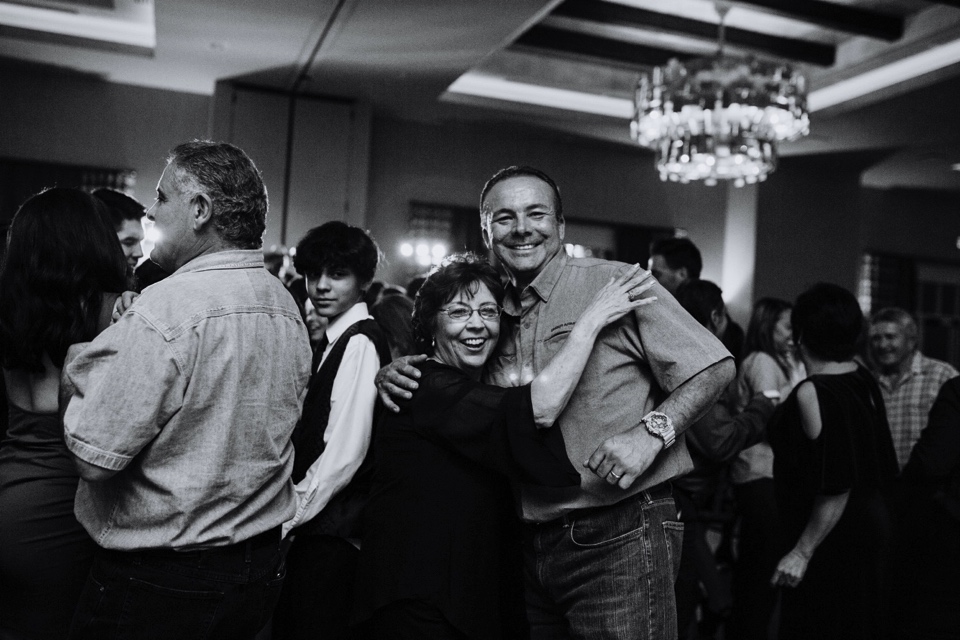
646, 412, 668, 433
644, 411, 675, 448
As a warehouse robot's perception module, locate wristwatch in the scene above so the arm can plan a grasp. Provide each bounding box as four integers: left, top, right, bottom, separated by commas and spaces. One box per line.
642, 411, 676, 449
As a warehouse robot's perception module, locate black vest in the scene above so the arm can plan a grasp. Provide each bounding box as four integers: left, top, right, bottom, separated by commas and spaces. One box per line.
291, 318, 390, 537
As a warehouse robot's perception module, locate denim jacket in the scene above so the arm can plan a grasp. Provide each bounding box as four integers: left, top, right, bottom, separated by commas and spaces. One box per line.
64, 249, 312, 550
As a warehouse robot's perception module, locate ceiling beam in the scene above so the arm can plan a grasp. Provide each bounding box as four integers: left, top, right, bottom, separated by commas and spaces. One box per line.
514, 24, 694, 68
731, 0, 903, 41
553, 0, 835, 66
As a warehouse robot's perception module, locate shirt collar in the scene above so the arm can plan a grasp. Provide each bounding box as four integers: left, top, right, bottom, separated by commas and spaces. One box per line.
908, 350, 923, 374
503, 249, 567, 315
323, 302, 371, 345
174, 249, 264, 275
875, 350, 922, 388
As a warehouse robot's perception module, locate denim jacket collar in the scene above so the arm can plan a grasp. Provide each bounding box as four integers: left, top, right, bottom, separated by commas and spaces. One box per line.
173, 249, 265, 276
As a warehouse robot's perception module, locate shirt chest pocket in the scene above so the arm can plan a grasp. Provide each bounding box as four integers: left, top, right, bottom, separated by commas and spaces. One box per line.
540, 327, 573, 360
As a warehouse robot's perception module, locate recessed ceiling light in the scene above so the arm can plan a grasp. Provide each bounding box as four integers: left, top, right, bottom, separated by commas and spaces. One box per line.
0, 0, 155, 54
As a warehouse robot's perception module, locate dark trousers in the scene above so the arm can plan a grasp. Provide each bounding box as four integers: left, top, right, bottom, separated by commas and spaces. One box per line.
365, 600, 470, 640
273, 534, 359, 640
674, 489, 732, 639
68, 526, 285, 640
727, 479, 781, 640
891, 497, 960, 640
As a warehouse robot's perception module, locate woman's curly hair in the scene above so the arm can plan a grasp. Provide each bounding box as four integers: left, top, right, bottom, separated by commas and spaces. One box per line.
412, 253, 504, 356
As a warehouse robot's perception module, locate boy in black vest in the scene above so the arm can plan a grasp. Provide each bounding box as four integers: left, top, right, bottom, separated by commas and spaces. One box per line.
274, 221, 390, 640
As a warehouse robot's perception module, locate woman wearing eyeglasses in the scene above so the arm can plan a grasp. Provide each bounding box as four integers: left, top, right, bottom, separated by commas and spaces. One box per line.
353, 253, 654, 640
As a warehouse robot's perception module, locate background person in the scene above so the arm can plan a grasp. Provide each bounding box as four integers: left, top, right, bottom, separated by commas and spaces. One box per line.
891, 376, 960, 639
0, 188, 128, 640
355, 254, 655, 640
371, 294, 417, 359
648, 236, 744, 366
273, 221, 391, 640
92, 188, 146, 290
726, 297, 804, 640
672, 280, 779, 639
768, 283, 898, 640
867, 307, 958, 469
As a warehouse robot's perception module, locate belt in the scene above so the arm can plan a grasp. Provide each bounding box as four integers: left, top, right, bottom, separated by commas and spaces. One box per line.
105, 525, 282, 559
535, 480, 674, 528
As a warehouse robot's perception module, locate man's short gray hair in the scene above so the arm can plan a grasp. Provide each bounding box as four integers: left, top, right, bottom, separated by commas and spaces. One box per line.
869, 307, 918, 339
167, 140, 267, 250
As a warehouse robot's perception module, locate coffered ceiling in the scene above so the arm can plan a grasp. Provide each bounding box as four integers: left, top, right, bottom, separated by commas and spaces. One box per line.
2, 0, 960, 190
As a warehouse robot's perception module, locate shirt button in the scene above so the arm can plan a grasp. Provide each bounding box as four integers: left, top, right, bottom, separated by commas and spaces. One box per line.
523, 321, 531, 329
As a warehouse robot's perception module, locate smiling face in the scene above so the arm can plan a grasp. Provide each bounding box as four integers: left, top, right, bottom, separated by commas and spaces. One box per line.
116, 218, 144, 269
869, 321, 916, 374
772, 309, 794, 355
481, 175, 564, 288
305, 267, 366, 324
432, 283, 501, 380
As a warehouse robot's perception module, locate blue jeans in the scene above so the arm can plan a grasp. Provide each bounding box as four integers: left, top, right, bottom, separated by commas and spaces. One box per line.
68, 526, 286, 640
523, 483, 683, 640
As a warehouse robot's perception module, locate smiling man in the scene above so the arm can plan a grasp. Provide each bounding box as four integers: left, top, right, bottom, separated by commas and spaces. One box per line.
63, 141, 312, 639
379, 165, 734, 640
867, 307, 958, 469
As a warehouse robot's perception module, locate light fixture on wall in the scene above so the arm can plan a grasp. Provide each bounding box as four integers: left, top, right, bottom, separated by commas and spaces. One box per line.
399, 240, 447, 268
631, 2, 809, 187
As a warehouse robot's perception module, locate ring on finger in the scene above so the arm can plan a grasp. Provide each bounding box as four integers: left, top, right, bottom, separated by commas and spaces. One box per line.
609, 471, 622, 480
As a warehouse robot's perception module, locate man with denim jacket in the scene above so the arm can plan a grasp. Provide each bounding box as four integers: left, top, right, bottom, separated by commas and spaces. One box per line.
378, 166, 733, 639
63, 141, 312, 639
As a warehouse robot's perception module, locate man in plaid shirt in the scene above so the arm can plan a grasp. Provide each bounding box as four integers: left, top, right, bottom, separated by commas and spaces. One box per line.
868, 307, 958, 469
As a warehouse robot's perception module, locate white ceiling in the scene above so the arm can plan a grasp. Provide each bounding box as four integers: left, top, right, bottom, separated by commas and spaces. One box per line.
2, 0, 960, 190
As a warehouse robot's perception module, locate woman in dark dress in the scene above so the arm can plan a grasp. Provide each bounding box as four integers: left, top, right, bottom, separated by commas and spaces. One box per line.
768, 283, 898, 640
354, 254, 654, 640
0, 189, 128, 640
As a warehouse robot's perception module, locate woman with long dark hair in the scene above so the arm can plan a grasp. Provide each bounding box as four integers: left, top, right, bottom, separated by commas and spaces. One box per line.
0, 188, 128, 639
727, 298, 805, 640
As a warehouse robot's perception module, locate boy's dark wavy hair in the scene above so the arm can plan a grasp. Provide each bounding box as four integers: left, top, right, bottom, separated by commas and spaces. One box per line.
0, 188, 128, 371
293, 221, 380, 284
412, 253, 504, 356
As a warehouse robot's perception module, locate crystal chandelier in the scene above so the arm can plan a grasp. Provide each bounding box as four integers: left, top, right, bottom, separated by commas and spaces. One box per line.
631, 4, 809, 186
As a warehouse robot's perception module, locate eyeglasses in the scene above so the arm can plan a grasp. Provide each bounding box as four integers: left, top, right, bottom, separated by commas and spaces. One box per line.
439, 303, 502, 323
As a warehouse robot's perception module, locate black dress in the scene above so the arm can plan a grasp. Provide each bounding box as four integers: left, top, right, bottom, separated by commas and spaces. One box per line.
0, 403, 97, 639
354, 360, 580, 640
769, 366, 898, 640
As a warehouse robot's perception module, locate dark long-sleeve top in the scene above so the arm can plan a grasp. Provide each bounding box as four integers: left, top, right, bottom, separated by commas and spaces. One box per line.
901, 377, 960, 521
354, 360, 580, 640
674, 392, 775, 498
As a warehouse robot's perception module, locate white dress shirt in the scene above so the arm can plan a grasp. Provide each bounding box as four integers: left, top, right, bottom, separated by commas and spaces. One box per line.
284, 302, 380, 538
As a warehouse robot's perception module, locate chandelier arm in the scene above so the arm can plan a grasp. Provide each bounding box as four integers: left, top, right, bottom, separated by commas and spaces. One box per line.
715, 1, 731, 56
